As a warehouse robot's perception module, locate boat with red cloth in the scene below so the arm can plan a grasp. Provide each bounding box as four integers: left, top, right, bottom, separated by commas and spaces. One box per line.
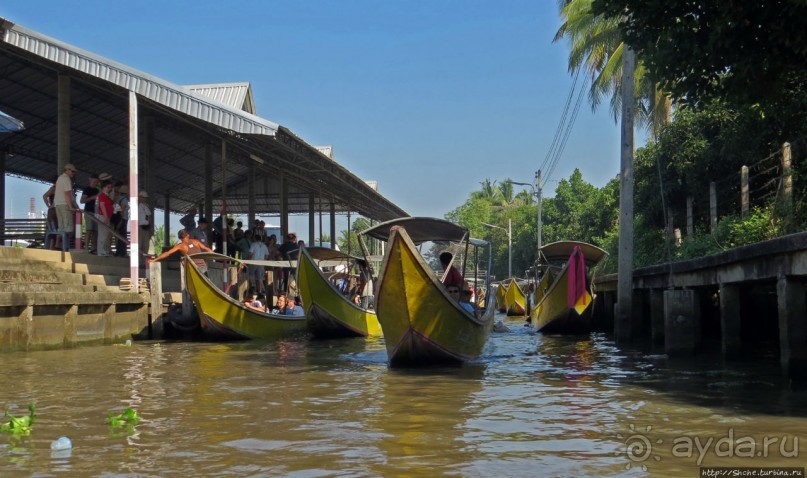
530, 241, 607, 334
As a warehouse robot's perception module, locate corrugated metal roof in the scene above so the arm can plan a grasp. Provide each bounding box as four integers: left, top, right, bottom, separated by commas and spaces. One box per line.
185, 82, 256, 114
2, 22, 276, 136
0, 16, 408, 222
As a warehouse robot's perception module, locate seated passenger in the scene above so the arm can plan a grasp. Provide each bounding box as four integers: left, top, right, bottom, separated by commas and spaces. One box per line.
271, 294, 287, 315
285, 296, 304, 316
458, 289, 476, 314
440, 252, 467, 290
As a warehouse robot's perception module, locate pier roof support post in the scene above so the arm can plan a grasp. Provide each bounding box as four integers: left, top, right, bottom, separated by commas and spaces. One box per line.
777, 275, 807, 380
204, 143, 213, 231
57, 74, 71, 173
308, 193, 315, 247
128, 91, 140, 293
280, 171, 288, 240
664, 289, 701, 356
248, 162, 255, 228
719, 283, 742, 359
329, 201, 336, 250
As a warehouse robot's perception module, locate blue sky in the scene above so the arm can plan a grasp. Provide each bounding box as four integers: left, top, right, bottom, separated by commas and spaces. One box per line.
2, 1, 629, 235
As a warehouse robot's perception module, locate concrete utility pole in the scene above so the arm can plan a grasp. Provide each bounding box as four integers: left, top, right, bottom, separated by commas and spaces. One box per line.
536, 169, 542, 253
615, 46, 636, 342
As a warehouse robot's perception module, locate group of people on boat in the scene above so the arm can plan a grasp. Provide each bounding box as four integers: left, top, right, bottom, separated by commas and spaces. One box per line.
243, 291, 304, 315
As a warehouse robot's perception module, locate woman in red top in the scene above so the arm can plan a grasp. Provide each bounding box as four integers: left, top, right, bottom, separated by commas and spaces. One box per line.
96, 180, 114, 256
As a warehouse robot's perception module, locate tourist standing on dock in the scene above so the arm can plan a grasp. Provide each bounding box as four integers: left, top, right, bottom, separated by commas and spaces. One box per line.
114, 184, 130, 257
248, 232, 269, 295
96, 180, 114, 256
190, 217, 209, 247
180, 207, 197, 232
137, 191, 152, 256
53, 163, 79, 240
79, 173, 100, 253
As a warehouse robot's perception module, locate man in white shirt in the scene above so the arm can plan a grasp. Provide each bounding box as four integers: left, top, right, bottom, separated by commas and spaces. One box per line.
248, 235, 269, 295
53, 164, 79, 236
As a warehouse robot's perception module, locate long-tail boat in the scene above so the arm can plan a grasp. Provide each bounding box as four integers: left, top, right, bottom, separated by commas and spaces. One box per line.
359, 217, 495, 367
503, 277, 527, 316
184, 252, 306, 340
495, 281, 508, 313
530, 241, 607, 334
296, 246, 382, 338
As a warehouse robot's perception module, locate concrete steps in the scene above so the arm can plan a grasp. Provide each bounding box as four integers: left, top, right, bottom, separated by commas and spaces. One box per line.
0, 245, 155, 351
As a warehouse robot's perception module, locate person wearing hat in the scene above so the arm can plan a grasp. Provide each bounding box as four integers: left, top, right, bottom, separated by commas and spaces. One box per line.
80, 173, 100, 253
53, 163, 79, 241
137, 191, 153, 256
113, 183, 130, 257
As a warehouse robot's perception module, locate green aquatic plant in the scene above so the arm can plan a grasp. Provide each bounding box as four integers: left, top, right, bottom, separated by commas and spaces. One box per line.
0, 403, 36, 435
106, 407, 139, 428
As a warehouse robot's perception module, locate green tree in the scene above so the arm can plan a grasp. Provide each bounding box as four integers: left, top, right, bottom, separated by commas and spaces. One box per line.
555, 0, 672, 136
592, 0, 807, 108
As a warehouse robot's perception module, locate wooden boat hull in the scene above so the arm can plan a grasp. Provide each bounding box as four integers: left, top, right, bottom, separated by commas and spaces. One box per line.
296, 247, 382, 338
184, 256, 307, 340
504, 279, 526, 316
375, 227, 494, 366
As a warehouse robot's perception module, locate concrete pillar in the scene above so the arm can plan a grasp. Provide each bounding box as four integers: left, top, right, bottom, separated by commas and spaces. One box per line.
649, 289, 665, 345
777, 275, 807, 380
280, 172, 288, 239
180, 260, 194, 319
329, 201, 336, 249
309, 193, 315, 247
57, 74, 71, 172
248, 162, 256, 227
719, 283, 742, 359
664, 289, 701, 356
163, 193, 170, 250
149, 261, 163, 339
204, 143, 213, 224
143, 116, 154, 199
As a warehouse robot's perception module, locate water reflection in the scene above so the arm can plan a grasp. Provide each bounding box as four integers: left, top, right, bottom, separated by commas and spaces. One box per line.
0, 318, 804, 476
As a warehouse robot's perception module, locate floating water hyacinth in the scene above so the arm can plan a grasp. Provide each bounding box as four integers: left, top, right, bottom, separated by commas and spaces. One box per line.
106, 407, 139, 428
0, 403, 35, 435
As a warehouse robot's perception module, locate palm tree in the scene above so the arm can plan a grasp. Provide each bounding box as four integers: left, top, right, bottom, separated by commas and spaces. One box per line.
471, 178, 502, 202
555, 0, 671, 138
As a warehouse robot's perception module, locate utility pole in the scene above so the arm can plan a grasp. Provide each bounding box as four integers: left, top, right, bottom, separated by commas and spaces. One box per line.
616, 46, 636, 343
536, 169, 542, 253
508, 218, 512, 278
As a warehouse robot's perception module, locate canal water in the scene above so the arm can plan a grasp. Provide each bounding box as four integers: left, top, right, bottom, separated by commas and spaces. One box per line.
1, 315, 805, 477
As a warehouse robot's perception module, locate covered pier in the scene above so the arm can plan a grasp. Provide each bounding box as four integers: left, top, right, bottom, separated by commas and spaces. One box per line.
0, 16, 407, 259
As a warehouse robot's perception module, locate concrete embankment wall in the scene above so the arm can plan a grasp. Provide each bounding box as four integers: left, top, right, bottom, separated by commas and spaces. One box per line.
0, 246, 154, 351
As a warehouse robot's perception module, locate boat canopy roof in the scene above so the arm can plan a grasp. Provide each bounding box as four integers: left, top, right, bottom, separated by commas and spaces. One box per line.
306, 246, 366, 264
360, 217, 469, 245
539, 241, 608, 265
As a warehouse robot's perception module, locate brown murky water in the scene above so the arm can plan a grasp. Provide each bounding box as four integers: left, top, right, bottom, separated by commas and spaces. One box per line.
1, 315, 805, 477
